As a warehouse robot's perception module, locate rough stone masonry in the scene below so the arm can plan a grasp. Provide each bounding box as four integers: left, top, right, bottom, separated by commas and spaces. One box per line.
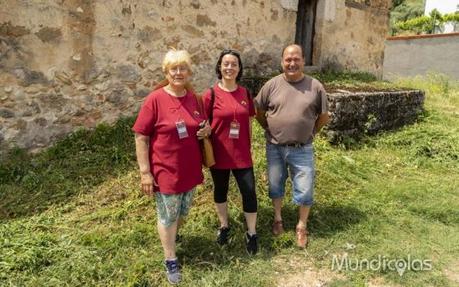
0, 1, 298, 153
0, 0, 392, 153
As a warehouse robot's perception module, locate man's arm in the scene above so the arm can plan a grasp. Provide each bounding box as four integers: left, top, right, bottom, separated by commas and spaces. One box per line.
255, 108, 268, 130
314, 112, 330, 134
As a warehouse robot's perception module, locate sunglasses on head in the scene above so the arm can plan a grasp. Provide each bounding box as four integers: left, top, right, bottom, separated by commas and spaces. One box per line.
221, 49, 240, 57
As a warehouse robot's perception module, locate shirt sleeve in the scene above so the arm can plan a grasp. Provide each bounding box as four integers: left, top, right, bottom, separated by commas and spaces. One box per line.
202, 89, 212, 120
254, 81, 270, 111
248, 92, 256, 117
317, 83, 328, 114
132, 94, 157, 136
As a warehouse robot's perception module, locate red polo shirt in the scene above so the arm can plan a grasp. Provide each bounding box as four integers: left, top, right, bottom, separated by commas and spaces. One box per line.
132, 88, 204, 194
202, 84, 255, 169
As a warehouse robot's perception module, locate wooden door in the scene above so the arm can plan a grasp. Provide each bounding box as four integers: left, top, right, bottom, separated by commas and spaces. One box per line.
295, 0, 317, 65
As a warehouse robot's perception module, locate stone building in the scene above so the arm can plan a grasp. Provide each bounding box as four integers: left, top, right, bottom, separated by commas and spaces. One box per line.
0, 0, 391, 152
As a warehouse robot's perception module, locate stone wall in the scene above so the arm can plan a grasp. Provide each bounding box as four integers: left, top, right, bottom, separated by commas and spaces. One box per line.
383, 33, 459, 80
326, 90, 425, 141
0, 0, 297, 153
314, 0, 392, 77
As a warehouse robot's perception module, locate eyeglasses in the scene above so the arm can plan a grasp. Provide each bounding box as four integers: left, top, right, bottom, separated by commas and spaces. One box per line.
168, 65, 189, 74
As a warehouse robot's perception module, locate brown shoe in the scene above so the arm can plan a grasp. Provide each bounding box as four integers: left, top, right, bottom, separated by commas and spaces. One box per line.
272, 220, 284, 236
296, 227, 309, 248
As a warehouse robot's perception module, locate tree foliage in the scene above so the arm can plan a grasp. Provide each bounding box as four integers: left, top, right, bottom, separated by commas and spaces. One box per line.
390, 0, 425, 22
394, 9, 459, 35
390, 0, 425, 34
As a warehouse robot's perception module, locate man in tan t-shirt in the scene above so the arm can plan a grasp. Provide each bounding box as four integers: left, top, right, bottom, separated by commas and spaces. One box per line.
254, 44, 330, 248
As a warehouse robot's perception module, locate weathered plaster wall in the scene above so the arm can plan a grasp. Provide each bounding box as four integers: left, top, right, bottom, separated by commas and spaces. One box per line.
383, 33, 459, 80
0, 0, 296, 152
314, 0, 391, 77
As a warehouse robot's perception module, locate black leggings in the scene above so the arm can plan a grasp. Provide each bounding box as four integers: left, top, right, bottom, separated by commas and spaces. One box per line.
210, 167, 257, 213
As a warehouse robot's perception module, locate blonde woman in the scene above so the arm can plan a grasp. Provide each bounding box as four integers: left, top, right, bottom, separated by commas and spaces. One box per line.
132, 50, 211, 284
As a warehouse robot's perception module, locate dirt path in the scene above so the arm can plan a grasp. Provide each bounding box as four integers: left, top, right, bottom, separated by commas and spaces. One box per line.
272, 254, 407, 287
272, 254, 342, 287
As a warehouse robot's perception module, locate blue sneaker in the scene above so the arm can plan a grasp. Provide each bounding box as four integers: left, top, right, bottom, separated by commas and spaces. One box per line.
164, 259, 181, 284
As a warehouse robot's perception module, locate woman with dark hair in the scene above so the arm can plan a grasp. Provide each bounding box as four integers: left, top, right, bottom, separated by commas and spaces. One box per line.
202, 49, 258, 254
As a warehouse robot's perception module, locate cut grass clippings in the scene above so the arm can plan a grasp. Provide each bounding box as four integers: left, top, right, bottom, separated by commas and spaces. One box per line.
1, 74, 458, 286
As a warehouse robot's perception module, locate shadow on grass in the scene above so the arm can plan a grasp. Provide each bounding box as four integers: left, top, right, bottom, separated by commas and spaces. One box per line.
174, 201, 367, 271
309, 203, 367, 237
0, 117, 137, 220
255, 202, 367, 252
177, 233, 270, 271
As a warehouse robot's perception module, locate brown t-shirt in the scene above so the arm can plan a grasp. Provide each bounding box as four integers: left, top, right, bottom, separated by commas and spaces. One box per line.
254, 74, 328, 145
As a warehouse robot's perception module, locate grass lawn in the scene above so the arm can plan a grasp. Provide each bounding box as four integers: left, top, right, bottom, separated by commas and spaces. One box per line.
1, 74, 458, 286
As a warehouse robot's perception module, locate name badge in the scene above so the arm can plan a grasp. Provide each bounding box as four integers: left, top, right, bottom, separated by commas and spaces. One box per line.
229, 121, 240, 139
176, 120, 189, 139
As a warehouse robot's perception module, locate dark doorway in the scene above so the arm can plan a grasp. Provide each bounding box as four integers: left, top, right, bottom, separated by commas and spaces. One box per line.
295, 0, 317, 65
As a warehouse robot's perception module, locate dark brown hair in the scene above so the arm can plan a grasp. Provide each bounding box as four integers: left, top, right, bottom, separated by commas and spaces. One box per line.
215, 49, 243, 82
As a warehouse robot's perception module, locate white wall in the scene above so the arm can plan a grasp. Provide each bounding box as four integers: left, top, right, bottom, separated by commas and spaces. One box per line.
383, 33, 459, 80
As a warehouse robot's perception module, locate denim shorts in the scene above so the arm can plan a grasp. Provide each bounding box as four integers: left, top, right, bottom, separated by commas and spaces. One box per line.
266, 142, 315, 206
155, 188, 195, 227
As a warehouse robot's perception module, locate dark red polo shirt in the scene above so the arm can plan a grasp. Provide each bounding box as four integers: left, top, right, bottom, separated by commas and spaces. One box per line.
132, 88, 204, 194
203, 84, 255, 169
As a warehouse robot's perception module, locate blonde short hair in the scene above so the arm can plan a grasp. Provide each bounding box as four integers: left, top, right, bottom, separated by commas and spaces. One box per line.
162, 50, 193, 74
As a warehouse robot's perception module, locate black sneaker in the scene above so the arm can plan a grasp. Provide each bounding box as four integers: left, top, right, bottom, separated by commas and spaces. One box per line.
246, 232, 258, 255
164, 259, 181, 284
216, 226, 230, 245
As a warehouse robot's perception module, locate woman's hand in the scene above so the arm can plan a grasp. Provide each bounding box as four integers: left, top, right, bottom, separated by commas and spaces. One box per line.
197, 120, 211, 140
140, 171, 156, 196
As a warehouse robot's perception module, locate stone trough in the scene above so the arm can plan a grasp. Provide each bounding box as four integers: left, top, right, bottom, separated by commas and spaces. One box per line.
326, 90, 424, 142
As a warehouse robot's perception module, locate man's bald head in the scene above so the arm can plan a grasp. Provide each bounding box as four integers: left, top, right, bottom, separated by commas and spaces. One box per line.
282, 44, 304, 59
